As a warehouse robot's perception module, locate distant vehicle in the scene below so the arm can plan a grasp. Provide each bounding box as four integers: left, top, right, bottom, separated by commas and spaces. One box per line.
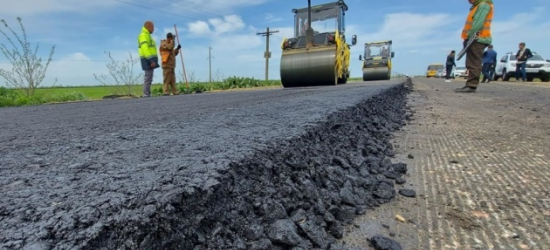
426, 64, 444, 78
359, 40, 394, 81
437, 68, 455, 79
494, 51, 550, 82
454, 66, 467, 78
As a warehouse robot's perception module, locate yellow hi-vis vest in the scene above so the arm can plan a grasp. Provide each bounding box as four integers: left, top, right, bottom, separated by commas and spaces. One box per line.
138, 27, 158, 70
462, 2, 493, 40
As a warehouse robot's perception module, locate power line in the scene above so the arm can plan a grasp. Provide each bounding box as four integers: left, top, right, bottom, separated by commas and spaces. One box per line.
113, 0, 220, 20
51, 60, 110, 62
256, 27, 278, 81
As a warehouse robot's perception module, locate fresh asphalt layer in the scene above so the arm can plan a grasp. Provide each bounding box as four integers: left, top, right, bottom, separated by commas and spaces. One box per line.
1, 80, 412, 249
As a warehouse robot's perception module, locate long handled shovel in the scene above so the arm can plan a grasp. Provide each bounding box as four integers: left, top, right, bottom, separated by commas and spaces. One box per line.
174, 24, 189, 88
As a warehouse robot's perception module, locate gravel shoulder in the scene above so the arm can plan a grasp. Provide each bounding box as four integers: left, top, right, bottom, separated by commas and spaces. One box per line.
346, 78, 550, 250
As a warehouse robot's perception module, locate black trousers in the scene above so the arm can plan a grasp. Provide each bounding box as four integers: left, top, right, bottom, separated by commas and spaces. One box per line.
482, 63, 494, 81
445, 65, 453, 79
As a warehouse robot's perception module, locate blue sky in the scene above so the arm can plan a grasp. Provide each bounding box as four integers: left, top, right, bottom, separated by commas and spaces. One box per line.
0, 0, 549, 86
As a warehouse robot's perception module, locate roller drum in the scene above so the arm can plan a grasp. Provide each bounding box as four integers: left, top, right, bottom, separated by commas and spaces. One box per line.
280, 48, 337, 87
362, 67, 390, 81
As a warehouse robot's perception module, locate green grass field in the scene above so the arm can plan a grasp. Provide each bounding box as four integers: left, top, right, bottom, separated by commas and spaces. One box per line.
1, 77, 283, 107
33, 84, 163, 100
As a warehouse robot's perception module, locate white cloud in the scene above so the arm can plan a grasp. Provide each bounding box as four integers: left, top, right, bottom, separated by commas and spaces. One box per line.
0, 0, 118, 15
62, 52, 91, 61
347, 13, 459, 49
170, 0, 272, 14
210, 15, 245, 34
265, 13, 282, 23
187, 15, 245, 37
188, 21, 212, 36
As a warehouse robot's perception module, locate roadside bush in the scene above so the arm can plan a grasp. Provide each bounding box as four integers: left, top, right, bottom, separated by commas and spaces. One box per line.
0, 86, 19, 107
153, 77, 281, 96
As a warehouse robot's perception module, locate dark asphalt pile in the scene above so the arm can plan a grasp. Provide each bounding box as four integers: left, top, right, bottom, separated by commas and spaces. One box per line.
0, 79, 411, 250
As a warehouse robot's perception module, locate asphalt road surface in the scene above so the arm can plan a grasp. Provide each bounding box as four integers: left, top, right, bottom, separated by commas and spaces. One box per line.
1, 80, 411, 250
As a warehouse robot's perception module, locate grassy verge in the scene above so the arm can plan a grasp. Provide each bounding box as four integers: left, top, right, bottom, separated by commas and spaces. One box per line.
0, 87, 88, 107
33, 85, 150, 100
1, 77, 282, 108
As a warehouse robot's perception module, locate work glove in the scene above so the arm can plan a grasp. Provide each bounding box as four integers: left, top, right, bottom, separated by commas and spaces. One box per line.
177, 44, 181, 50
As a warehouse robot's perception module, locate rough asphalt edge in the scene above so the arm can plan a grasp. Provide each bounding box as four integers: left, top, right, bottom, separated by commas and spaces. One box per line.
9, 79, 412, 250
340, 86, 423, 250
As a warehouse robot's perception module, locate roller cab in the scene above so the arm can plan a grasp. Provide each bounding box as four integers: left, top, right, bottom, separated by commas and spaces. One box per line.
359, 40, 394, 81
280, 0, 357, 87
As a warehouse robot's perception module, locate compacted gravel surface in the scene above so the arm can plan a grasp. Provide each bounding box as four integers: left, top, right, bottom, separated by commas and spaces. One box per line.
0, 80, 411, 250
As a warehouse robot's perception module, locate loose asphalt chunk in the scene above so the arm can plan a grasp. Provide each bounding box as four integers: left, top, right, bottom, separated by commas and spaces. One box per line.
0, 79, 412, 249
369, 235, 403, 250
398, 189, 417, 198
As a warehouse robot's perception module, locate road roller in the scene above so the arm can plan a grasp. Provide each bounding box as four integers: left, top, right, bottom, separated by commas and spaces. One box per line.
280, 0, 357, 87
359, 40, 394, 81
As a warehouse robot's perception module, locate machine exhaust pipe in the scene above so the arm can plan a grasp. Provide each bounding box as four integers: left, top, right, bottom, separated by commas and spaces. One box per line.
306, 0, 313, 48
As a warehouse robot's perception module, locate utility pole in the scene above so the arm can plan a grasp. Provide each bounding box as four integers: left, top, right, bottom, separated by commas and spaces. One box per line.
256, 27, 278, 81
208, 46, 213, 84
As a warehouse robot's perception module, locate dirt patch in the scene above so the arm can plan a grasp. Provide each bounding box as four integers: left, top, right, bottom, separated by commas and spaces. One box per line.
446, 208, 482, 231
102, 94, 139, 99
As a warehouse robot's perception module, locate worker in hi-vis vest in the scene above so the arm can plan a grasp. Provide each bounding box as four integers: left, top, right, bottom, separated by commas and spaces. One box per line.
138, 21, 159, 97
455, 0, 493, 93
159, 32, 181, 96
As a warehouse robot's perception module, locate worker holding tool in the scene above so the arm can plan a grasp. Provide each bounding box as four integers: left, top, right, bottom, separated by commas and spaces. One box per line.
455, 0, 493, 93
138, 21, 159, 97
159, 32, 181, 95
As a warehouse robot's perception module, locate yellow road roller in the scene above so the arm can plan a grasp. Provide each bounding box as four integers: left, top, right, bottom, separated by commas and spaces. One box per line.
280, 0, 357, 87
359, 40, 394, 81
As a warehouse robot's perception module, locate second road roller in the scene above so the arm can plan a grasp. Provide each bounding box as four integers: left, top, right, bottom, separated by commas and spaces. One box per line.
280, 0, 357, 87
359, 40, 395, 81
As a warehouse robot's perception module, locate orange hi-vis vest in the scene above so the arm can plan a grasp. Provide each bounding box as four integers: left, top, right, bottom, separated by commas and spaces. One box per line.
461, 2, 493, 40
159, 45, 170, 63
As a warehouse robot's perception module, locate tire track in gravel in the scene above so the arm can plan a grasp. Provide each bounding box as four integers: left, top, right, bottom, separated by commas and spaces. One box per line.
403, 79, 550, 250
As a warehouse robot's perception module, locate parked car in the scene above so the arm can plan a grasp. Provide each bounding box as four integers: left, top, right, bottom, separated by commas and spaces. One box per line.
454, 66, 467, 78
426, 63, 444, 78
494, 52, 550, 82
435, 68, 455, 79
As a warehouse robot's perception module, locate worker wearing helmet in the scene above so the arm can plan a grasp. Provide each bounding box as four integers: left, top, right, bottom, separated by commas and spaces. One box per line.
159, 32, 181, 96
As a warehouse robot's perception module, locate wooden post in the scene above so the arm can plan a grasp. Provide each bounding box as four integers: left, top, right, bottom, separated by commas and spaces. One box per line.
174, 24, 189, 88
